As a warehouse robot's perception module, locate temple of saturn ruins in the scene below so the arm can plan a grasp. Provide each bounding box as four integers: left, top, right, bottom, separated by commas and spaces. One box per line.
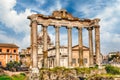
27, 9, 101, 79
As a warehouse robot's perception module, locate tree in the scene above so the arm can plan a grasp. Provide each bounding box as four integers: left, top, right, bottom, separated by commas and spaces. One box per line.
6, 61, 21, 71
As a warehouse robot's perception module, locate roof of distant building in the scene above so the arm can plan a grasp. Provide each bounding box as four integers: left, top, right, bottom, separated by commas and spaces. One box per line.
37, 28, 53, 45
0, 43, 19, 48
48, 45, 90, 51
72, 45, 89, 49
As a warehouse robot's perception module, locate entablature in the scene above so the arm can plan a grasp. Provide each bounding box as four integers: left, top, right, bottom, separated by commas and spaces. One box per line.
28, 9, 100, 28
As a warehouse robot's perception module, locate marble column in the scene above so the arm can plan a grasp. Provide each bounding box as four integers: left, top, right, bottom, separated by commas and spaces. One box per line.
55, 26, 60, 67
78, 27, 83, 67
87, 27, 94, 67
31, 20, 38, 68
30, 20, 39, 80
95, 25, 100, 66
43, 25, 48, 68
67, 27, 72, 67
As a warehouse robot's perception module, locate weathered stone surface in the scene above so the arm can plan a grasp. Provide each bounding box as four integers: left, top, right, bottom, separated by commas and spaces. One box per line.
28, 9, 101, 79
39, 67, 110, 80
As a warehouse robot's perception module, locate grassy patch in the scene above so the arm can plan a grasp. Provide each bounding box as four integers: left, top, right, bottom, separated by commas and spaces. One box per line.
0, 74, 12, 80
0, 73, 26, 80
11, 73, 26, 80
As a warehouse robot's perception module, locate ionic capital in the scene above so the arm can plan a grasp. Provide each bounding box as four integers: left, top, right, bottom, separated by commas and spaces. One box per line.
54, 25, 61, 28
27, 14, 38, 21
86, 27, 93, 30
66, 26, 72, 29
94, 18, 100, 24
94, 25, 100, 28
89, 18, 100, 27
76, 27, 82, 30
42, 24, 48, 28
30, 20, 38, 27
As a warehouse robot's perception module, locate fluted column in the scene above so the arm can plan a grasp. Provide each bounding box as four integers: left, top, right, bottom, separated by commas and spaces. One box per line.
78, 27, 83, 67
67, 27, 72, 67
55, 26, 60, 67
87, 27, 94, 67
31, 20, 38, 68
43, 25, 48, 68
95, 25, 100, 66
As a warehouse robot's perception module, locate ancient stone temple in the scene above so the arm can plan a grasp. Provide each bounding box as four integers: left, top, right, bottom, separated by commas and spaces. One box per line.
28, 9, 101, 80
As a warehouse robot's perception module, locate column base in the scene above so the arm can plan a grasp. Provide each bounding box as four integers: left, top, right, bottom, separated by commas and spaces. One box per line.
89, 65, 95, 68
98, 65, 103, 69
29, 68, 39, 80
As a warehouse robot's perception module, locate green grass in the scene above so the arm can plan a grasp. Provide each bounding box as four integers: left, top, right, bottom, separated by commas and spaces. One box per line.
0, 73, 26, 80
0, 74, 12, 80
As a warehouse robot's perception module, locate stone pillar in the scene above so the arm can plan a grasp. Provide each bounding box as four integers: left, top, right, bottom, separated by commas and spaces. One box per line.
87, 27, 94, 67
78, 27, 83, 67
55, 26, 60, 67
67, 27, 72, 67
30, 20, 39, 80
31, 20, 38, 68
30, 25, 33, 67
53, 58, 54, 68
43, 25, 48, 68
94, 25, 100, 67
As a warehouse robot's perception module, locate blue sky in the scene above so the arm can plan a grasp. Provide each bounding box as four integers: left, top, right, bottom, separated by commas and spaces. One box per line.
0, 0, 120, 55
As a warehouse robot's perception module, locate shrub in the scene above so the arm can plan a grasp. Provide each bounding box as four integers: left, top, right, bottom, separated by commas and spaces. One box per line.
74, 67, 91, 74
6, 61, 21, 71
105, 65, 120, 75
50, 67, 66, 72
20, 73, 26, 76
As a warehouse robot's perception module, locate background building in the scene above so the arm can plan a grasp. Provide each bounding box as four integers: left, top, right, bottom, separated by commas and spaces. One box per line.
48, 46, 68, 68
20, 47, 31, 67
0, 43, 19, 67
108, 51, 120, 64
72, 45, 90, 67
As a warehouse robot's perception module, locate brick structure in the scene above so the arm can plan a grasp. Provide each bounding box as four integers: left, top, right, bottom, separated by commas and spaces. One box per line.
20, 47, 31, 67
0, 43, 19, 67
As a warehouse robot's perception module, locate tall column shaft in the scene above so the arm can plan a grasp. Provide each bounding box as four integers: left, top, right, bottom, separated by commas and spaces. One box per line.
43, 25, 48, 68
31, 20, 38, 68
67, 27, 72, 67
55, 26, 60, 67
87, 27, 94, 66
78, 27, 83, 67
95, 25, 100, 66
30, 25, 33, 67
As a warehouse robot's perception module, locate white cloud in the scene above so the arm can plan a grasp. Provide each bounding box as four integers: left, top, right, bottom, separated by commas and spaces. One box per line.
0, 0, 34, 49
43, 0, 62, 13
94, 0, 120, 54
0, 0, 16, 10
0, 0, 119, 54
0, 33, 30, 50
0, 30, 6, 34
60, 33, 67, 46
73, 0, 120, 54
35, 0, 46, 5
49, 34, 55, 45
